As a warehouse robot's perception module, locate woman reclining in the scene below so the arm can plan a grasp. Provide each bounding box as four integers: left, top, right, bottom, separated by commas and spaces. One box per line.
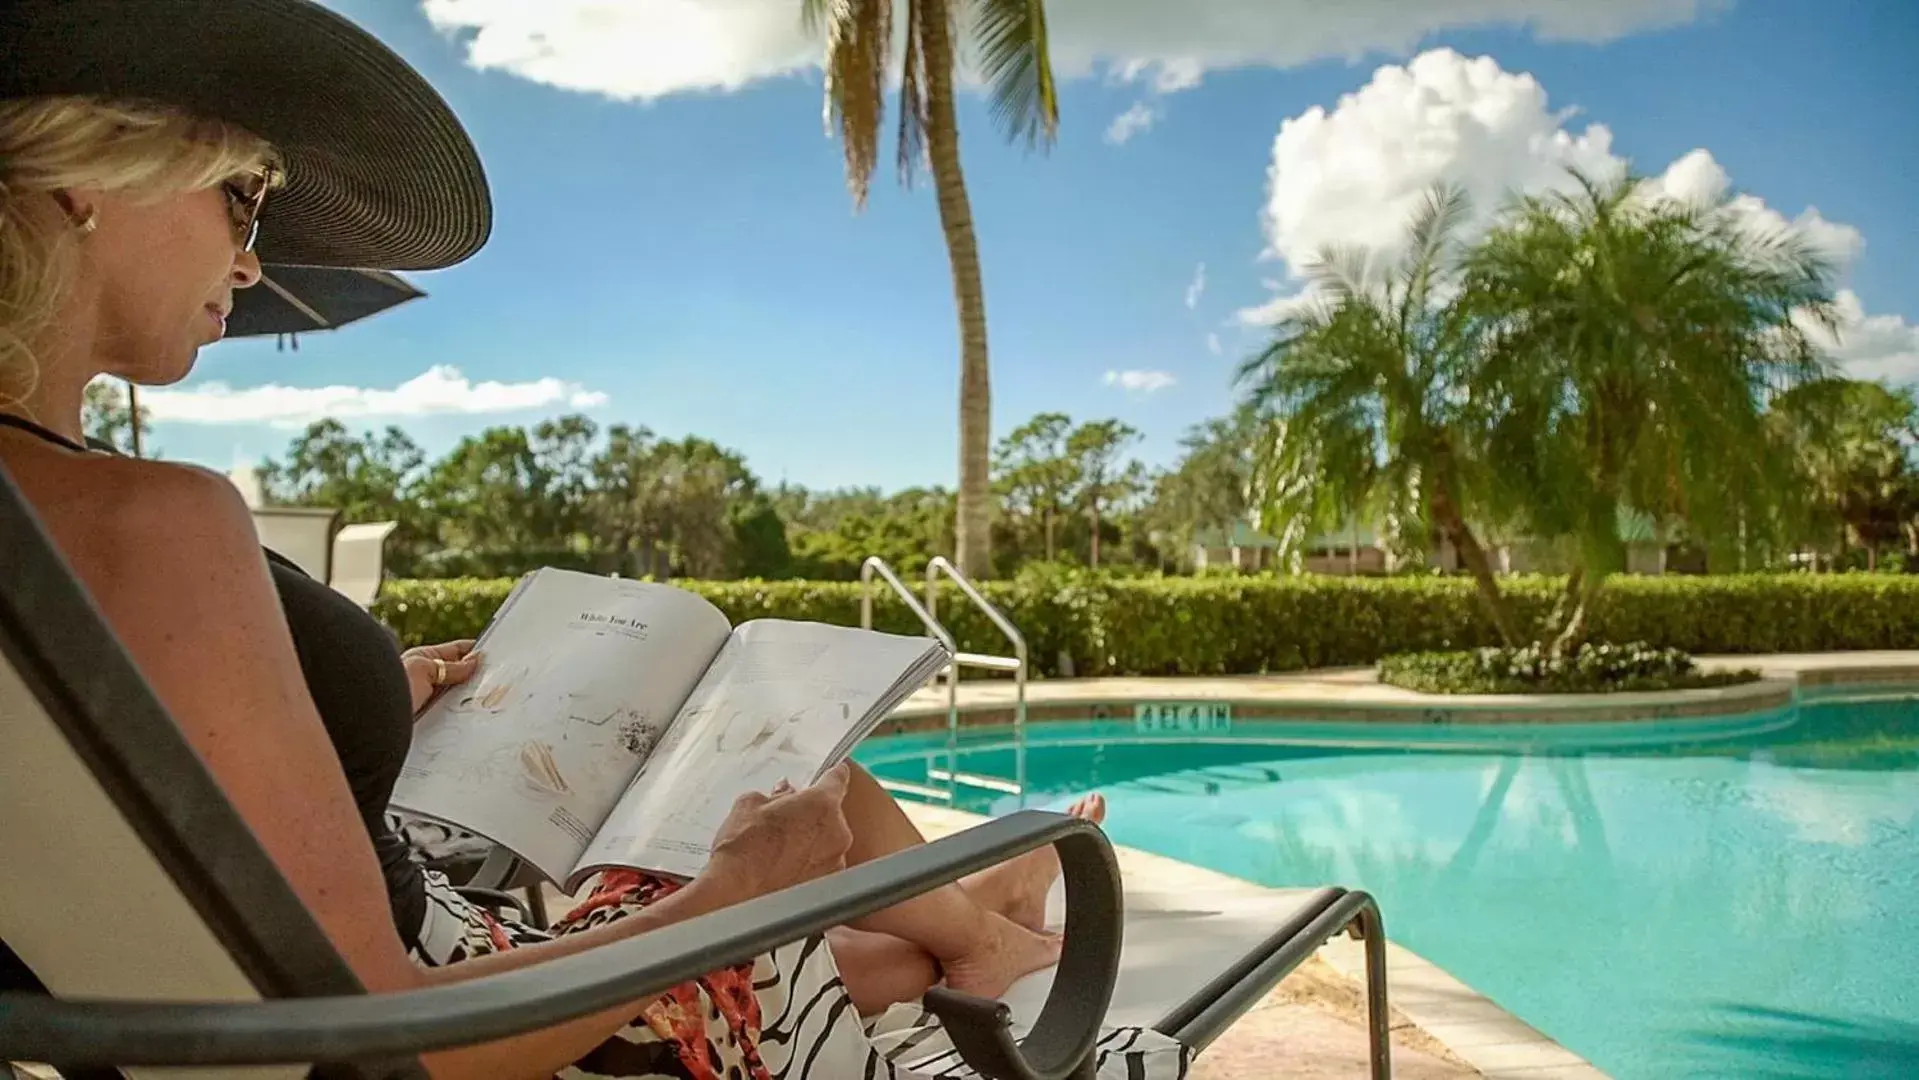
0, 1, 1178, 1077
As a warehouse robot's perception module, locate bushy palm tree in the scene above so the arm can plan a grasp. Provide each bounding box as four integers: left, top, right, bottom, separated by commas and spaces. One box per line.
1772, 379, 1919, 568
1238, 185, 1524, 644
802, 0, 1060, 577
1462, 167, 1840, 647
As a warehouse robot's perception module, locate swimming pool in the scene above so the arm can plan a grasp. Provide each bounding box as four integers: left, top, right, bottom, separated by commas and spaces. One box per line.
856, 696, 1919, 1079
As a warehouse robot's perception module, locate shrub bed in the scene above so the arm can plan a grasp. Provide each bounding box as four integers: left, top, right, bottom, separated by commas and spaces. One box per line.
1377, 642, 1762, 695
373, 571, 1919, 678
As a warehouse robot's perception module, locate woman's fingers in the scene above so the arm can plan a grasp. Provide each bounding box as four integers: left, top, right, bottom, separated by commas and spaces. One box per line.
438, 651, 483, 686
415, 639, 477, 661
404, 641, 482, 684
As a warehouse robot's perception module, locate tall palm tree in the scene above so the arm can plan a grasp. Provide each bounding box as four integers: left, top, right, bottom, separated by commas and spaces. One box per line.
802, 0, 1060, 577
1238, 184, 1523, 644
1463, 167, 1840, 647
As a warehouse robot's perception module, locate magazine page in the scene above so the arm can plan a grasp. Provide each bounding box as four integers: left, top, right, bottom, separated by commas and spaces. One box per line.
391, 569, 735, 885
567, 620, 945, 886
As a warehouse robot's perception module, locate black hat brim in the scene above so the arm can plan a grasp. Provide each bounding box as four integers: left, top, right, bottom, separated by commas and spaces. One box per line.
1, 0, 491, 271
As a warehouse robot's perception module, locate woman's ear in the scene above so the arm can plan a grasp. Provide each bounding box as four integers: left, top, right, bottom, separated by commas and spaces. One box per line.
48, 189, 100, 234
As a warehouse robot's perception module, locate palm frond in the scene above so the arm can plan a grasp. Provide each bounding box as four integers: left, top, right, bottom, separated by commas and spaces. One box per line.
895, 0, 930, 183
969, 0, 1060, 149
799, 0, 838, 32
1405, 183, 1472, 280
816, 0, 891, 208
1304, 243, 1376, 304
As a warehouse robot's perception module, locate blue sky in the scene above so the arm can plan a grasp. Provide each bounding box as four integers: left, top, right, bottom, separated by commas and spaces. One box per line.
150, 0, 1919, 491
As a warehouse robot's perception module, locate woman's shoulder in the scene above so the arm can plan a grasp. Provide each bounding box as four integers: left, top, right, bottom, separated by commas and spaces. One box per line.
15, 452, 264, 580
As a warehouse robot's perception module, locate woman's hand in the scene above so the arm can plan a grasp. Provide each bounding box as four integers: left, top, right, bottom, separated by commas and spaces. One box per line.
401, 639, 482, 717
701, 763, 855, 905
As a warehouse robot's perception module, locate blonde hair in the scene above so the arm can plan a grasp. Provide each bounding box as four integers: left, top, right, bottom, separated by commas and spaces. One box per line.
0, 96, 279, 405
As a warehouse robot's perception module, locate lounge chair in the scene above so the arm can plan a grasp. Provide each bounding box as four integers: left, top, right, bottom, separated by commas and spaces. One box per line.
0, 462, 1390, 1079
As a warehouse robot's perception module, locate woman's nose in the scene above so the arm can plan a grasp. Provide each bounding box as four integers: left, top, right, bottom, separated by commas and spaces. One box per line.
232, 248, 263, 289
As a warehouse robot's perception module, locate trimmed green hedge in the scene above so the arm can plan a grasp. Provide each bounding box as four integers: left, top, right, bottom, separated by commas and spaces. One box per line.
1378, 643, 1761, 695
373, 572, 1919, 678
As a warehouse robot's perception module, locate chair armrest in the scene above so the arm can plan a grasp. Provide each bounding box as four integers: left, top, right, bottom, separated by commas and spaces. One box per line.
1152, 887, 1392, 1079
0, 810, 1123, 1079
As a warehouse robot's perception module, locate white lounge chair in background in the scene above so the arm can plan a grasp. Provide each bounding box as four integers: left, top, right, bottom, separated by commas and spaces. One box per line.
328, 522, 399, 609
246, 506, 339, 583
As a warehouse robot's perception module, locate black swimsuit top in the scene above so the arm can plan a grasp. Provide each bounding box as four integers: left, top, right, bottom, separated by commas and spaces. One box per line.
0, 415, 429, 994
264, 548, 428, 943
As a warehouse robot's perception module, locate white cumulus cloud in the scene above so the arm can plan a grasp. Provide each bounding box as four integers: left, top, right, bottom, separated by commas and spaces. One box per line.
1104, 369, 1176, 393
1184, 262, 1208, 309
417, 0, 1719, 103
419, 0, 816, 101
1800, 290, 1919, 384
1103, 101, 1160, 145
1255, 48, 1620, 277
1649, 149, 1863, 265
143, 365, 609, 429
1206, 332, 1224, 356
1234, 47, 1908, 356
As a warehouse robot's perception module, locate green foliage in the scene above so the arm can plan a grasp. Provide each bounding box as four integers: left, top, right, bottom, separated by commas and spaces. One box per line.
1067, 418, 1144, 569
258, 418, 435, 576
1461, 166, 1838, 593
375, 571, 1919, 677
1140, 411, 1259, 569
81, 379, 151, 456
994, 412, 1078, 563
1771, 379, 1919, 566
784, 487, 957, 580
1379, 642, 1760, 695
1238, 184, 1529, 643
1238, 185, 1486, 571
1238, 170, 1856, 650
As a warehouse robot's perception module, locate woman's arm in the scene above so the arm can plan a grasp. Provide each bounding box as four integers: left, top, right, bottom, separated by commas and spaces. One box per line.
37, 459, 842, 1080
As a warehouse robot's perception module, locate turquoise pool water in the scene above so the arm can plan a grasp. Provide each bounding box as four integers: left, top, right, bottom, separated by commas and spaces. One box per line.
856, 697, 1919, 1079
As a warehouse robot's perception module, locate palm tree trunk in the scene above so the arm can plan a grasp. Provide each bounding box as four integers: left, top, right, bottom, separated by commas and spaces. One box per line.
1430, 477, 1520, 646
1550, 572, 1602, 656
1545, 567, 1585, 654
920, 0, 993, 577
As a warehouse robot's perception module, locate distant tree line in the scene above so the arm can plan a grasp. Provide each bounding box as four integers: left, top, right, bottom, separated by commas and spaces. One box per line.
242, 409, 1247, 582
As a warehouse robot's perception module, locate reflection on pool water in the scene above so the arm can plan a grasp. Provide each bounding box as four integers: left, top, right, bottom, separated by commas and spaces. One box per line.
855, 697, 1919, 1079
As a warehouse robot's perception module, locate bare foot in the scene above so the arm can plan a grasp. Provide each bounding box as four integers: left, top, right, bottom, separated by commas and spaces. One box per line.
964, 794, 1107, 932
940, 912, 1065, 1000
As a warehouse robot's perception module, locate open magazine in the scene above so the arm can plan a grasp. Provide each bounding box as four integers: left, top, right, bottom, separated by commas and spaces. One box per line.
391, 567, 949, 891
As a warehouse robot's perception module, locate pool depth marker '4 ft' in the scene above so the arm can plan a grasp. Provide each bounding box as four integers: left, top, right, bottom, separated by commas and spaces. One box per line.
860, 555, 1028, 807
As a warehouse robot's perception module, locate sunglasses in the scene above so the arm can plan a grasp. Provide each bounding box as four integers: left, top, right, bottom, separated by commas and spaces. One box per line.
223, 164, 278, 253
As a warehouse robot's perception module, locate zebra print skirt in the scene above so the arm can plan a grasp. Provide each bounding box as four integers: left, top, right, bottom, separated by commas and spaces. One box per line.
410, 866, 1191, 1079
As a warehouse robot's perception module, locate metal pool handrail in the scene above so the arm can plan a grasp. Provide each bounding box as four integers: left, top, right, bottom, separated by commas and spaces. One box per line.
858, 555, 1030, 805
859, 556, 956, 654
925, 556, 1028, 807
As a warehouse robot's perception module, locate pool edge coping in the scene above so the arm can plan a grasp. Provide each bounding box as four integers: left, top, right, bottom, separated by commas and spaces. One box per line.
890, 652, 1919, 728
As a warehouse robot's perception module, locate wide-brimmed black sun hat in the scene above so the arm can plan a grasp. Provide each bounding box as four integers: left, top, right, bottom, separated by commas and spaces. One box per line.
0, 0, 491, 271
